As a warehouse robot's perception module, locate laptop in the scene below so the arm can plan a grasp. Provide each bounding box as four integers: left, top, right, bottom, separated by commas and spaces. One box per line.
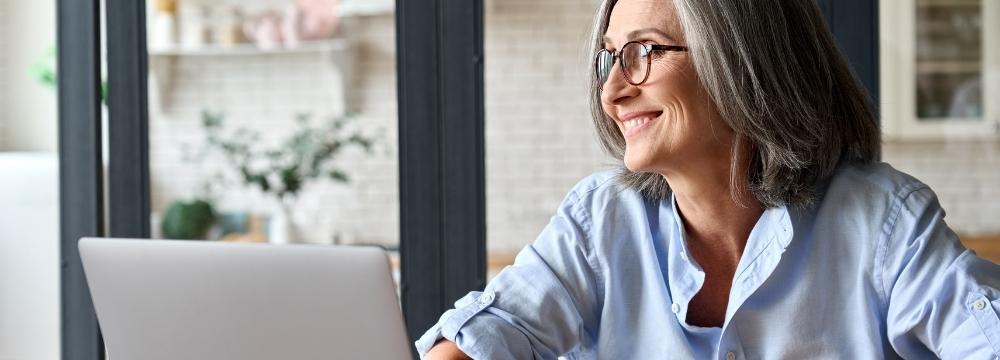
78, 238, 413, 360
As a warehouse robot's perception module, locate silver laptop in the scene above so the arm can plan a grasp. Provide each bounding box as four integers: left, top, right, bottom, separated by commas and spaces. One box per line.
79, 238, 413, 360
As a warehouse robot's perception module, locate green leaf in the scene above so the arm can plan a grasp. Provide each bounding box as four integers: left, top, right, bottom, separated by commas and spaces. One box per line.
196, 110, 380, 200
328, 170, 349, 183
202, 111, 224, 128
281, 167, 302, 194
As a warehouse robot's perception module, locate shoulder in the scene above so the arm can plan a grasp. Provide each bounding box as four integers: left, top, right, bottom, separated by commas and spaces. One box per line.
566, 169, 620, 198
556, 170, 661, 258
818, 162, 953, 264
808, 161, 944, 252
822, 161, 934, 214
560, 169, 645, 216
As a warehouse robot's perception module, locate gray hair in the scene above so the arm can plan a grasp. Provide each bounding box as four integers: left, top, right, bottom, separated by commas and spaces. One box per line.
587, 0, 881, 208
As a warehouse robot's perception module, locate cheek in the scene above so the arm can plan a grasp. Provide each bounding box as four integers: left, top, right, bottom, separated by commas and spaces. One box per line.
600, 105, 621, 132
600, 103, 613, 120
650, 58, 685, 74
649, 60, 702, 99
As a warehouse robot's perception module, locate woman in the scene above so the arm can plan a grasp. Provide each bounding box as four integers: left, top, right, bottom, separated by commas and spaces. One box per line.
418, 0, 1000, 358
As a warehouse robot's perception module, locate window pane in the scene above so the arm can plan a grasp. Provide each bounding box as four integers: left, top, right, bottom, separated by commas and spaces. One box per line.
914, 1, 982, 120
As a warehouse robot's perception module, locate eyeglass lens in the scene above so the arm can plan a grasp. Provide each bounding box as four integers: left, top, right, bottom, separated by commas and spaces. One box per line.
596, 42, 649, 86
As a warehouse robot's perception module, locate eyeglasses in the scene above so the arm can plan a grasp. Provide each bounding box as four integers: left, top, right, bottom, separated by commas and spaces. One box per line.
595, 41, 688, 86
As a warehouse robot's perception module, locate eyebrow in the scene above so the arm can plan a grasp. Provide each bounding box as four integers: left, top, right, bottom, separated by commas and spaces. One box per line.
603, 28, 678, 46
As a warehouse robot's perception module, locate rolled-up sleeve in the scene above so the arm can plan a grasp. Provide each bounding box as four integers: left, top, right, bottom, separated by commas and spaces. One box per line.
883, 186, 1000, 358
414, 191, 604, 359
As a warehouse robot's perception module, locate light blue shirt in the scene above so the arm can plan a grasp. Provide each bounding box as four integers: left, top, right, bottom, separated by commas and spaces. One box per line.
414, 162, 1000, 359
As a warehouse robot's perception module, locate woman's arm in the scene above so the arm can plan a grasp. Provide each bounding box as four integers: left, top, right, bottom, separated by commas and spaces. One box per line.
425, 339, 471, 360
412, 183, 605, 359
883, 187, 1000, 358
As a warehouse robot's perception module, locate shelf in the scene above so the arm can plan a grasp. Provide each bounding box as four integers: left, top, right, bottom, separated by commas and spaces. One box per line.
147, 38, 356, 113
914, 116, 984, 122
915, 60, 981, 73
338, 0, 394, 17
148, 39, 348, 57
917, 0, 981, 7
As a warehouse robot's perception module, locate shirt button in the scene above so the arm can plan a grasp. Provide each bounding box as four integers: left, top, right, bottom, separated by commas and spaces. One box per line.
671, 303, 680, 313
974, 299, 987, 311
726, 351, 736, 360
478, 292, 494, 305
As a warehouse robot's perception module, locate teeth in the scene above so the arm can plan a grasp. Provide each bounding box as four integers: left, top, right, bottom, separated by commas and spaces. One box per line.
623, 117, 651, 131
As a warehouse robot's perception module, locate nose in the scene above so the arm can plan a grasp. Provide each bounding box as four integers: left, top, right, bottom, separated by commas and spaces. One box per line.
600, 62, 639, 108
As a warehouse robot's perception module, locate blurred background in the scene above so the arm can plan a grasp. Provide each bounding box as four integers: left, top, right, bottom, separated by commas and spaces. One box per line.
880, 0, 1000, 257
1, 0, 997, 358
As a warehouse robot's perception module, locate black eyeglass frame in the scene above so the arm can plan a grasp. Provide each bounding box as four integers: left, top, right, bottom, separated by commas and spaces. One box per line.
595, 41, 689, 86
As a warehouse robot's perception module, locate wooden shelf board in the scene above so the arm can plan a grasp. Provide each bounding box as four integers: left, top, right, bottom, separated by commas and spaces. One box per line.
148, 39, 347, 57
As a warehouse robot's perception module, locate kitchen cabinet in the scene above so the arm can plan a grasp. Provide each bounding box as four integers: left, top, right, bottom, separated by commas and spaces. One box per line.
880, 0, 1000, 139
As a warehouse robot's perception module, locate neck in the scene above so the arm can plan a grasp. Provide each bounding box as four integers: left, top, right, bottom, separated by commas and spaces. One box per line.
663, 160, 763, 260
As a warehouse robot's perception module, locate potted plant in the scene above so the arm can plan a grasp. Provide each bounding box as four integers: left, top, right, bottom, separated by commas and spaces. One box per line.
195, 110, 379, 243
160, 199, 217, 240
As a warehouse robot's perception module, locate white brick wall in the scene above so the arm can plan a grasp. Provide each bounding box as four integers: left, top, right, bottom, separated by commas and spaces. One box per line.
883, 141, 1000, 236
149, 0, 999, 253
0, 0, 7, 149
485, 0, 612, 253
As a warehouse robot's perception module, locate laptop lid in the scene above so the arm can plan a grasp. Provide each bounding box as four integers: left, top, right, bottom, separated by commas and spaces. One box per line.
79, 238, 412, 360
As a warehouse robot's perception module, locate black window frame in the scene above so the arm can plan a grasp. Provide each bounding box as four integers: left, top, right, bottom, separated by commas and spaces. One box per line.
396, 0, 488, 341
57, 0, 105, 357
818, 0, 881, 108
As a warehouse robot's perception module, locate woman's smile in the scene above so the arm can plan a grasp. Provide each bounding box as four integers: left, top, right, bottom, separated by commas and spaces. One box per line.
620, 111, 662, 139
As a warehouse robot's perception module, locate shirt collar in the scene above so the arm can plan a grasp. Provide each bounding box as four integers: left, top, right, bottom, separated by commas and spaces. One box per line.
667, 192, 796, 287
668, 192, 795, 252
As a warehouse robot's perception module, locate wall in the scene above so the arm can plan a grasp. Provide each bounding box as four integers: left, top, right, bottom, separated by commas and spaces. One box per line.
0, 0, 58, 151
0, 1, 61, 360
0, 154, 61, 360
484, 0, 610, 253
883, 141, 1000, 236
0, 0, 6, 148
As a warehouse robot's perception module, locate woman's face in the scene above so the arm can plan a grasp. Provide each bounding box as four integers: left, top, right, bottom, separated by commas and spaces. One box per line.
601, 0, 733, 176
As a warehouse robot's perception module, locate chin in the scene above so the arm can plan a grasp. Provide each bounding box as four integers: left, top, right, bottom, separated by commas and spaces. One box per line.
624, 143, 673, 174
623, 151, 653, 173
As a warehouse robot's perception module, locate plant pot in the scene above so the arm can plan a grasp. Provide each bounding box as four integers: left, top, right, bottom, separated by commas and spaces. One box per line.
268, 205, 299, 244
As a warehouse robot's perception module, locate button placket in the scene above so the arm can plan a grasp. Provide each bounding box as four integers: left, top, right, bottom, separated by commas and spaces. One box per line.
717, 320, 746, 360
